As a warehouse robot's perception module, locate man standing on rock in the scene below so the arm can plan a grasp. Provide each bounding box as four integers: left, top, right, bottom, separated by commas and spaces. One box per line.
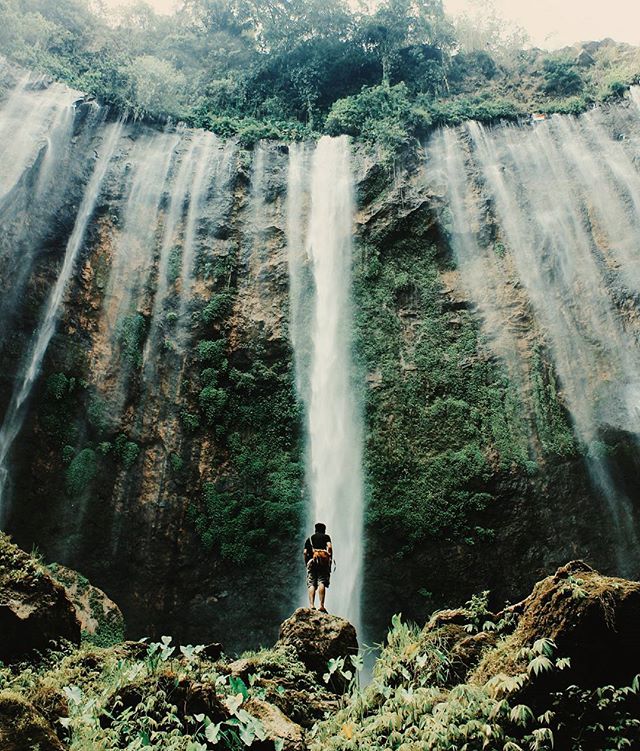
304, 522, 333, 612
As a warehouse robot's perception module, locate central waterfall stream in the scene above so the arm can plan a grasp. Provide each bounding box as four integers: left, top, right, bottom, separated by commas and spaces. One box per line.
287, 136, 364, 631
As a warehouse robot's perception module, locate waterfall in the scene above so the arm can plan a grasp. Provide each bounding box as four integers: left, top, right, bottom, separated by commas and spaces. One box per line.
175, 132, 231, 348
102, 131, 180, 333
0, 118, 123, 525
426, 95, 640, 574
286, 143, 313, 398
287, 136, 364, 629
142, 132, 201, 377
0, 76, 80, 201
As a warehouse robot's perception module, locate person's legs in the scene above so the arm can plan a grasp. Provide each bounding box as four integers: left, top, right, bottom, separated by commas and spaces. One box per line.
308, 585, 316, 608
318, 583, 326, 611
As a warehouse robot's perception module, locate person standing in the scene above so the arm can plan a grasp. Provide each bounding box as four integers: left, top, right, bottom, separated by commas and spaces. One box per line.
304, 522, 333, 612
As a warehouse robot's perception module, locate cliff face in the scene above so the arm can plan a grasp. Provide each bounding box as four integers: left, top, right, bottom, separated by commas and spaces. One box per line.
1, 67, 639, 649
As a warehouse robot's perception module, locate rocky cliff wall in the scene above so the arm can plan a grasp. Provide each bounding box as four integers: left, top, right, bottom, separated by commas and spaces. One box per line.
1, 69, 638, 649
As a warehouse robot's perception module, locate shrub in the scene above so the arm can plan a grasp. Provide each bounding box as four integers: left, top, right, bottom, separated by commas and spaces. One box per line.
65, 448, 98, 496
542, 57, 584, 96
119, 313, 146, 368
46, 373, 75, 401
196, 339, 227, 368
114, 434, 140, 469
199, 385, 228, 424
201, 293, 234, 324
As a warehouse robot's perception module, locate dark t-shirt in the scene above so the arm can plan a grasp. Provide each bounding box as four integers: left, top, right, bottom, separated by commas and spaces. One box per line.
305, 533, 331, 556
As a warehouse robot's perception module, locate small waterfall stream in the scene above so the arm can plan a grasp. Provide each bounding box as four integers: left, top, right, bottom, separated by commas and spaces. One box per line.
287, 136, 364, 630
0, 118, 123, 523
0, 76, 79, 201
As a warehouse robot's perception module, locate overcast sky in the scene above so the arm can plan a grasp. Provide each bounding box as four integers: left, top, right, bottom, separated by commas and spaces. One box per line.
103, 0, 640, 49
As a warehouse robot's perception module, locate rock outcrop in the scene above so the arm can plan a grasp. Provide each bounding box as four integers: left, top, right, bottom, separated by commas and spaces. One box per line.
0, 691, 64, 751
47, 562, 124, 644
0, 533, 80, 662
278, 608, 358, 690
473, 560, 640, 688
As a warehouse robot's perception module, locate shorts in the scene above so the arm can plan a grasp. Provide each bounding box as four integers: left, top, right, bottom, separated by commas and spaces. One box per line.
306, 559, 330, 589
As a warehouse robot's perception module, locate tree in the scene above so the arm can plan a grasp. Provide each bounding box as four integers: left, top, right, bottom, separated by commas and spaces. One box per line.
360, 0, 453, 86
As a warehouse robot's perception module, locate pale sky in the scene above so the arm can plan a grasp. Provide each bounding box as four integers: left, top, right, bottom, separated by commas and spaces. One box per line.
103, 0, 640, 50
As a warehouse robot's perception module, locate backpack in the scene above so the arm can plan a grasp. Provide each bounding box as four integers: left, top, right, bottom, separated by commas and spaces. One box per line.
312, 548, 331, 567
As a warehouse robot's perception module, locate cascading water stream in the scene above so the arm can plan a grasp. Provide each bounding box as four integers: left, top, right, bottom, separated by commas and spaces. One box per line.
142, 132, 201, 376
0, 118, 123, 525
287, 136, 364, 631
426, 98, 640, 574
0, 76, 79, 201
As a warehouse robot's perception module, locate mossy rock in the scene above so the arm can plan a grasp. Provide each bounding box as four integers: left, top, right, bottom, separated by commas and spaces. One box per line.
47, 562, 124, 647
0, 691, 64, 751
472, 560, 640, 688
0, 533, 80, 662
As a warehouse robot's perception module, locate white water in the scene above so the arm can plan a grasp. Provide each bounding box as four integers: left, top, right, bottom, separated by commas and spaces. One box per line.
103, 131, 179, 332
426, 95, 640, 573
288, 136, 364, 629
0, 119, 123, 524
0, 76, 80, 201
175, 132, 233, 347
142, 133, 201, 374
286, 143, 313, 398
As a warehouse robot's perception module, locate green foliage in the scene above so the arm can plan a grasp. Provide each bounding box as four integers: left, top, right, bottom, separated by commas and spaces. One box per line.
169, 453, 184, 473
87, 396, 109, 434
426, 92, 522, 125
114, 434, 140, 469
62, 445, 75, 464
181, 410, 201, 432
46, 372, 76, 401
65, 448, 98, 496
530, 345, 576, 457
355, 228, 530, 554
201, 292, 234, 324
542, 57, 584, 96
196, 338, 227, 368
39, 373, 79, 445
167, 246, 182, 284
119, 313, 146, 368
0, 0, 638, 151
199, 385, 228, 424
325, 83, 427, 154
310, 612, 640, 751
190, 341, 303, 565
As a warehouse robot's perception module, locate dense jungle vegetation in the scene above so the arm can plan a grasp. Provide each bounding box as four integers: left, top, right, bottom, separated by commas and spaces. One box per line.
1, 0, 640, 149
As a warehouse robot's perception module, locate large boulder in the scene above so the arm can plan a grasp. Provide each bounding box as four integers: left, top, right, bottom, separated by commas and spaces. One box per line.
47, 562, 124, 645
0, 691, 64, 751
473, 560, 640, 688
278, 608, 358, 691
0, 533, 80, 662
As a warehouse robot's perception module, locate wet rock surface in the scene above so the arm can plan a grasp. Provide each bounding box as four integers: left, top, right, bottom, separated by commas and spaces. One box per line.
47, 562, 123, 643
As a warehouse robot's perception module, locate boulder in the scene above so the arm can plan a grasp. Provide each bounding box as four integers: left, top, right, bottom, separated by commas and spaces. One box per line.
277, 608, 358, 691
0, 691, 64, 751
223, 645, 338, 728
47, 562, 123, 645
0, 534, 80, 662
245, 698, 305, 751
474, 561, 640, 688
